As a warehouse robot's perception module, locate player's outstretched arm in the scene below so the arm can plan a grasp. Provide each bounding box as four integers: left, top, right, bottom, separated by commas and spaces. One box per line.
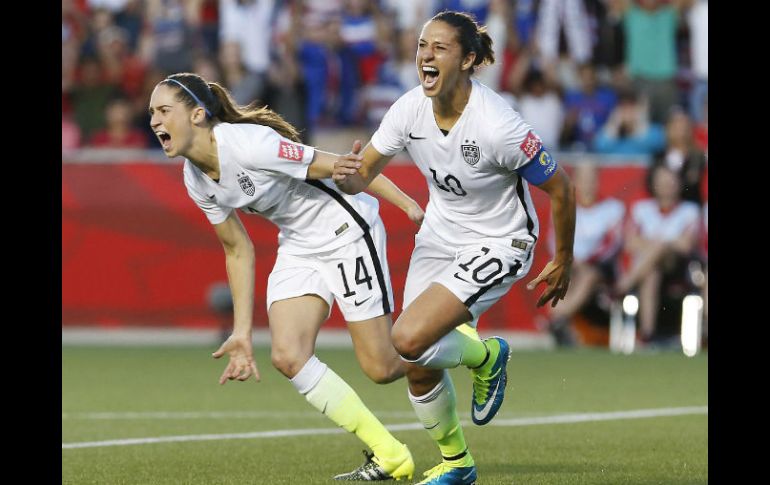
367, 174, 424, 226
211, 212, 260, 384
527, 166, 576, 308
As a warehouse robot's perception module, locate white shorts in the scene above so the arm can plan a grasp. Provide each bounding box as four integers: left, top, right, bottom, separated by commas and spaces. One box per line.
403, 232, 534, 325
267, 218, 395, 322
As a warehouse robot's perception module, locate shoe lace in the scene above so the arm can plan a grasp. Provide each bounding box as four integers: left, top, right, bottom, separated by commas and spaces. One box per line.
472, 366, 500, 404
421, 461, 453, 481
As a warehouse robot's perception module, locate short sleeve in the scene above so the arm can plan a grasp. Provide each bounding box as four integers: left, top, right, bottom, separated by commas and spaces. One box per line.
232, 124, 315, 179
183, 163, 232, 225
370, 94, 410, 157
491, 110, 544, 172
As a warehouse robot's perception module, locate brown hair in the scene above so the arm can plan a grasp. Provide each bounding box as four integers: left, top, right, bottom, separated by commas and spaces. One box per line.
430, 10, 495, 73
160, 72, 301, 142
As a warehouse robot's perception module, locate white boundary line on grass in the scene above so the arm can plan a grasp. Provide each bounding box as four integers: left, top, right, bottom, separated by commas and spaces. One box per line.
62, 406, 707, 450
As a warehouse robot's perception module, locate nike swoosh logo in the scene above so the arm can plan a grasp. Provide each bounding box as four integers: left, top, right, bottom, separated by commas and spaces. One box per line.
424, 422, 440, 430
354, 296, 372, 307
408, 133, 426, 140
472, 374, 503, 422
322, 402, 328, 414
462, 470, 475, 480
453, 272, 470, 283
207, 194, 216, 199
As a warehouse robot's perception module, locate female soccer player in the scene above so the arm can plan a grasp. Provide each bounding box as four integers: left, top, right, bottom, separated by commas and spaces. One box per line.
333, 11, 576, 485
148, 73, 419, 481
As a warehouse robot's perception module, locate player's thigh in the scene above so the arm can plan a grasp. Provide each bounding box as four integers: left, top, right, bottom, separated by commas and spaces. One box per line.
267, 258, 332, 372
320, 219, 395, 323
347, 313, 403, 384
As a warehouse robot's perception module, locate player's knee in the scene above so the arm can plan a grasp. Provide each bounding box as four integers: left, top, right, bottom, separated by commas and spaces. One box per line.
270, 350, 304, 379
363, 361, 403, 384
391, 324, 429, 361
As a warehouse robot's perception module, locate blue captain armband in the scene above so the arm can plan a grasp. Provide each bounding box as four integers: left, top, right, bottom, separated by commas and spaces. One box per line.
516, 147, 559, 185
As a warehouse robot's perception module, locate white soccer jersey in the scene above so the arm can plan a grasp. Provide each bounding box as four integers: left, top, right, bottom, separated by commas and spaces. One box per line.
570, 198, 625, 263
183, 122, 380, 255
630, 199, 700, 242
371, 79, 548, 247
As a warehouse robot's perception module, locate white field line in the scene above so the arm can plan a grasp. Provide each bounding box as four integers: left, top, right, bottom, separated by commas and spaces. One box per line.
62, 406, 706, 450
62, 411, 420, 420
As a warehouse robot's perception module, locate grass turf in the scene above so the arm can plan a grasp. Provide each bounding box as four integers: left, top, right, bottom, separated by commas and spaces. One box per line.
62, 346, 707, 484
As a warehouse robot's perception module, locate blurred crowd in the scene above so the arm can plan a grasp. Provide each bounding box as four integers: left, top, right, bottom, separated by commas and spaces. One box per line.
62, 0, 707, 157
62, 0, 708, 348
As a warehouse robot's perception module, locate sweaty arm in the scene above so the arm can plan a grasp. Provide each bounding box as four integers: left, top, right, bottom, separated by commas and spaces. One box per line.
210, 212, 260, 383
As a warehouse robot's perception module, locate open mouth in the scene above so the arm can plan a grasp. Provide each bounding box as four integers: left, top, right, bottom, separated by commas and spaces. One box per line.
421, 66, 439, 90
155, 131, 172, 151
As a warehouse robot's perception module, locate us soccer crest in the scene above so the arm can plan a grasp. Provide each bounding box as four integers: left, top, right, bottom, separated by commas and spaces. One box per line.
461, 140, 480, 166
237, 172, 255, 196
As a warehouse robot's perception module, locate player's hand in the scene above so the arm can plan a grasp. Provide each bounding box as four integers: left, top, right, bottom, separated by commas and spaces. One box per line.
332, 139, 363, 184
212, 334, 260, 384
526, 258, 572, 308
405, 202, 424, 226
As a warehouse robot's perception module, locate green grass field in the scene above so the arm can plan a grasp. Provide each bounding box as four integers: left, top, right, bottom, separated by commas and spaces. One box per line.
62, 346, 707, 485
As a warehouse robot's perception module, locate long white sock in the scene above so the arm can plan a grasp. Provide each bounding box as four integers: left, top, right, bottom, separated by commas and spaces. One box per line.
402, 329, 487, 369
408, 370, 472, 463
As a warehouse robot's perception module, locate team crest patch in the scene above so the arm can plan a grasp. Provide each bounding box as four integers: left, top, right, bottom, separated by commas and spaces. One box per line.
461, 140, 481, 166
237, 172, 255, 196
519, 131, 542, 160
278, 140, 304, 162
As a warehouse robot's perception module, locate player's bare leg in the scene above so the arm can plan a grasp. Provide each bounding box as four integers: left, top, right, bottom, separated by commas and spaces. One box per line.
270, 296, 413, 481
347, 314, 404, 384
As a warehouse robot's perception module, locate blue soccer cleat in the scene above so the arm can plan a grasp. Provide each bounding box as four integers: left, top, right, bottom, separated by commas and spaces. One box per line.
470, 336, 510, 425
415, 462, 477, 485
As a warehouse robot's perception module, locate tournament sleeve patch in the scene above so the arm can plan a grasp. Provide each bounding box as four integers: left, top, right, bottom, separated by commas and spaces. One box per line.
278, 140, 304, 162
516, 147, 558, 185
519, 131, 542, 161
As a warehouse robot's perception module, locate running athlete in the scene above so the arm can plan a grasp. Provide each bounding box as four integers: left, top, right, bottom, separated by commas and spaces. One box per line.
148, 72, 419, 481
333, 12, 576, 485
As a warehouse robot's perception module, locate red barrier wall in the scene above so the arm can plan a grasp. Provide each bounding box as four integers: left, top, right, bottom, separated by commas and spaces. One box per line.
62, 162, 648, 330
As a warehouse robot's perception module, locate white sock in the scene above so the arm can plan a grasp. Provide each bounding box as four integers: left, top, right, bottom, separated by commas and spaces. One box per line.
408, 371, 458, 443
290, 355, 327, 394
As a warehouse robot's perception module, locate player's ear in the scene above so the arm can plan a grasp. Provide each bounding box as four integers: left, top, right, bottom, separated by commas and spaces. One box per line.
461, 52, 476, 72
191, 106, 207, 124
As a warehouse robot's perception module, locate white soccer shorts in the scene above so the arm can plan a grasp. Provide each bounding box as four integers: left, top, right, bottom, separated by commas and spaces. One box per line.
403, 232, 534, 325
267, 218, 395, 322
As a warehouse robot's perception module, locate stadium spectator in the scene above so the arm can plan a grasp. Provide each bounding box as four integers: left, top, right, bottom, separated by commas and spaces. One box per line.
149, 72, 422, 481
517, 69, 564, 150
70, 56, 119, 141
560, 63, 618, 151
616, 164, 701, 342
534, 0, 593, 89
88, 96, 149, 148
686, 0, 707, 123
586, 0, 626, 84
621, 0, 689, 124
649, 107, 706, 205
332, 12, 576, 484
218, 0, 278, 105
546, 162, 625, 346
140, 0, 195, 74
95, 25, 147, 101
297, 0, 345, 128
593, 88, 665, 155
498, 24, 532, 98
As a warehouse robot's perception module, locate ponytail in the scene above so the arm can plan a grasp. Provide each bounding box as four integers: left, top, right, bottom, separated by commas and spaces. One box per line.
160, 73, 301, 143
430, 10, 495, 73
